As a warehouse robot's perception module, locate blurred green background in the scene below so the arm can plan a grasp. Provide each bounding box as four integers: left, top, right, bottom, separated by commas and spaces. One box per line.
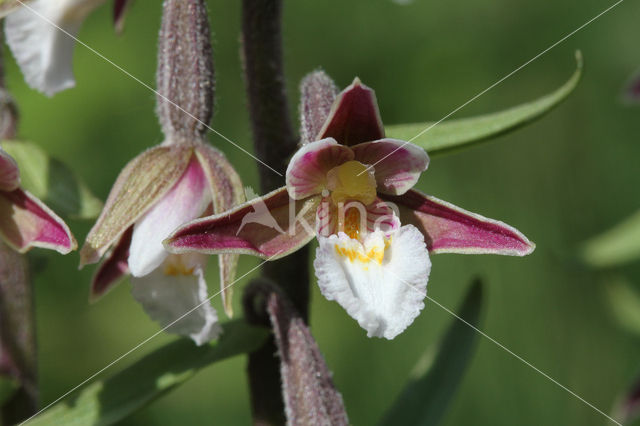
4, 0, 640, 424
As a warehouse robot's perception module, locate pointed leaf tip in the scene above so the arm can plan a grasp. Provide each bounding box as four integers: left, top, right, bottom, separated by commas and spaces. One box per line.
387, 52, 583, 156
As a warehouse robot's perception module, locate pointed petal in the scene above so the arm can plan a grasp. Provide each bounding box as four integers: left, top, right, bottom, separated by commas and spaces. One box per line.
90, 226, 132, 302
195, 144, 245, 317
113, 0, 132, 34
299, 70, 339, 144
165, 187, 319, 260
352, 139, 429, 195
5, 0, 102, 96
128, 156, 211, 277
286, 138, 353, 200
383, 189, 535, 256
318, 78, 385, 146
314, 226, 430, 339
0, 147, 20, 191
0, 189, 76, 254
130, 255, 221, 345
80, 145, 193, 267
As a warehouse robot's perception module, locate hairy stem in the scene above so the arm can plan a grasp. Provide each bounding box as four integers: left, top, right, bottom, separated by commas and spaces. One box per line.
241, 0, 310, 424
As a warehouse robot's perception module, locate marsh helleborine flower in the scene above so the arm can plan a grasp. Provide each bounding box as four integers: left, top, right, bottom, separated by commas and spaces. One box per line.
0, 145, 76, 253
80, 0, 244, 345
3, 0, 132, 96
166, 74, 535, 340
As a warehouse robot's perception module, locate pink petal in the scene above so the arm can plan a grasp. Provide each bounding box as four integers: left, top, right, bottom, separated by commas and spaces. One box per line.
382, 189, 535, 256
91, 227, 132, 302
195, 143, 246, 317
286, 138, 353, 200
364, 198, 401, 235
165, 186, 319, 260
0, 148, 19, 191
128, 156, 211, 277
318, 78, 385, 146
352, 139, 428, 195
0, 189, 76, 254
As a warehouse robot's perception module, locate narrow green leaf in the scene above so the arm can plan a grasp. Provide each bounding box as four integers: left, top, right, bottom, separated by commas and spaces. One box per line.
27, 320, 268, 426
581, 210, 640, 268
379, 279, 484, 426
386, 52, 583, 156
1, 140, 103, 220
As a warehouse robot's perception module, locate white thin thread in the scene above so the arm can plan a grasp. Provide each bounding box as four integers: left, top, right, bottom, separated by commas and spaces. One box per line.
422, 292, 622, 425
13, 0, 283, 177
358, 0, 624, 176
20, 258, 271, 425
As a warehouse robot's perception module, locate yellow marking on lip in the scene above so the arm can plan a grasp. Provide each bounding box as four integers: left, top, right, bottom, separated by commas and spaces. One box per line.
334, 237, 391, 265
163, 258, 195, 276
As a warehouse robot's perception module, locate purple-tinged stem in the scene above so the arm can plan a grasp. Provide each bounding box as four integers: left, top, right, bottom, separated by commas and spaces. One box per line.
241, 0, 310, 424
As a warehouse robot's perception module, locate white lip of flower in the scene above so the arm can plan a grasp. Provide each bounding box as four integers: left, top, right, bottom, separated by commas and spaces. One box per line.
4, 0, 106, 96
127, 157, 220, 345
312, 157, 431, 340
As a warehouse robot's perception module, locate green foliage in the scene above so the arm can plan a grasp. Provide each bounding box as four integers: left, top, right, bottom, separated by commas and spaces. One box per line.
379, 280, 483, 426
386, 52, 582, 156
0, 378, 18, 407
2, 140, 102, 220
582, 210, 640, 268
27, 320, 268, 426
604, 276, 640, 337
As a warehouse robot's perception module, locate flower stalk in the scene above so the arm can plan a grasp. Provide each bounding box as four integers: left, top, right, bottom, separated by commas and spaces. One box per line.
241, 0, 309, 423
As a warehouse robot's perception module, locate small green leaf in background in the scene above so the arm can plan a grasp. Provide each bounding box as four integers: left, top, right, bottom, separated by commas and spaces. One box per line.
26, 320, 268, 426
386, 51, 582, 156
1, 140, 103, 220
581, 210, 640, 268
379, 279, 484, 426
603, 276, 640, 337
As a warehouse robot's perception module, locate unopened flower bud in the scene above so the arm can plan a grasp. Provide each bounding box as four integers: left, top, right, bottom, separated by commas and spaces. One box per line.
156, 0, 215, 142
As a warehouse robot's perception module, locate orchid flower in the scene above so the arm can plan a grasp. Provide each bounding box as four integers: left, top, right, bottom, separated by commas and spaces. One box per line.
80, 0, 244, 345
0, 145, 76, 253
3, 0, 132, 96
165, 76, 535, 340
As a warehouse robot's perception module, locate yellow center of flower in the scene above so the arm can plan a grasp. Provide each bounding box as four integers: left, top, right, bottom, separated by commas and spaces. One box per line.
163, 255, 195, 276
327, 161, 377, 206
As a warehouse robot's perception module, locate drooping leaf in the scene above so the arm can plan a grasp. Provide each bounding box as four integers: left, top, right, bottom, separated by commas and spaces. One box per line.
26, 320, 268, 426
581, 210, 640, 268
386, 52, 582, 156
379, 279, 484, 426
1, 140, 103, 220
